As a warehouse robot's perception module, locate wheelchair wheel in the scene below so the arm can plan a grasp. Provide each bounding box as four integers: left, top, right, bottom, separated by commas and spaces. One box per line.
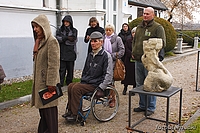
91, 86, 119, 122
82, 95, 91, 112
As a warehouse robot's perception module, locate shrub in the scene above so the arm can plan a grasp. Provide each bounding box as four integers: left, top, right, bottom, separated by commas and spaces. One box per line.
179, 30, 200, 46
129, 17, 177, 52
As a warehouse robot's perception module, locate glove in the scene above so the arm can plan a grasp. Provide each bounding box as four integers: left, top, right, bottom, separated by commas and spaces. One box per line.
95, 87, 104, 98
47, 86, 56, 93
62, 36, 68, 42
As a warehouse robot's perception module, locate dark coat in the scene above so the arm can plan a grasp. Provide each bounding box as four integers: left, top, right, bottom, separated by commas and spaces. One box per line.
118, 29, 132, 62
56, 15, 78, 61
121, 37, 136, 86
84, 25, 105, 53
81, 48, 113, 90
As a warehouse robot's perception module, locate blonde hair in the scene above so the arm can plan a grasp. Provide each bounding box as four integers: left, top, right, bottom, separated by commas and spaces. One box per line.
105, 23, 115, 32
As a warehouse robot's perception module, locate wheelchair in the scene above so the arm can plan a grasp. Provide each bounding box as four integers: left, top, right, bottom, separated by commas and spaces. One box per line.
78, 85, 119, 126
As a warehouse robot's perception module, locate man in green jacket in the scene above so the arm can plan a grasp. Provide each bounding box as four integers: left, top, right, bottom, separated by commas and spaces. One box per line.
132, 7, 166, 116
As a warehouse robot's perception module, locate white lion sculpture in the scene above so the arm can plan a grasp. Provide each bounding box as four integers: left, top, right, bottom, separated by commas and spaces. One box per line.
141, 38, 173, 92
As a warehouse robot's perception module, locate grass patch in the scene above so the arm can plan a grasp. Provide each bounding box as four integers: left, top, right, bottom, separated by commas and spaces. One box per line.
0, 78, 80, 102
185, 116, 200, 133
0, 80, 33, 103
165, 51, 175, 57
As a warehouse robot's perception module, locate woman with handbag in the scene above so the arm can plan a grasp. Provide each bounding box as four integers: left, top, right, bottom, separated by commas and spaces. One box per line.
103, 23, 125, 107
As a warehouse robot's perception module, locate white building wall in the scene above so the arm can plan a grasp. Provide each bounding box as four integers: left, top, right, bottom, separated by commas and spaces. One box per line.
2, 0, 163, 79
0, 3, 57, 79
0, 0, 56, 9
61, 0, 103, 10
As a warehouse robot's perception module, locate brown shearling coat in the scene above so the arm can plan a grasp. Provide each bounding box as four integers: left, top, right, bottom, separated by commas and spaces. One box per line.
31, 15, 60, 109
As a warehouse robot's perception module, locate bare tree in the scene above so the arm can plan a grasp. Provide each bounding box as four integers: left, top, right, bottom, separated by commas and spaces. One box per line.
161, 0, 200, 23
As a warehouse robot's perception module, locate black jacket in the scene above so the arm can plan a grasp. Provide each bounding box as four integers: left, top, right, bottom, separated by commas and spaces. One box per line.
56, 15, 78, 61
81, 48, 113, 90
84, 25, 105, 53
118, 29, 132, 46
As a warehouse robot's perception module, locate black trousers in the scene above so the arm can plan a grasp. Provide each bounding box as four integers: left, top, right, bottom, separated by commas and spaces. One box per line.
38, 106, 58, 133
59, 60, 75, 86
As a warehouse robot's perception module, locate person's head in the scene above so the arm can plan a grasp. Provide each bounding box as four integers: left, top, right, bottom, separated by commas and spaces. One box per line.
143, 7, 155, 22
32, 22, 44, 37
31, 15, 50, 39
62, 15, 73, 28
105, 23, 115, 36
89, 17, 99, 28
131, 27, 137, 37
122, 23, 130, 32
90, 31, 103, 50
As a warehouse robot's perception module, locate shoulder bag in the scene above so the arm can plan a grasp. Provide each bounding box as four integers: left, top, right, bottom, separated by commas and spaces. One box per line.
113, 53, 125, 81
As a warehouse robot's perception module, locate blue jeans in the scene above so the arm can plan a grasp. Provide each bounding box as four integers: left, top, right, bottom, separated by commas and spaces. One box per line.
135, 61, 156, 111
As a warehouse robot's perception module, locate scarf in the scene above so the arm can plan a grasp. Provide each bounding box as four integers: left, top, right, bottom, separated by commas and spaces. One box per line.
104, 33, 113, 54
33, 34, 44, 61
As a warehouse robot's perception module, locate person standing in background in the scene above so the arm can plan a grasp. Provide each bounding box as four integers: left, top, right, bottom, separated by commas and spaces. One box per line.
84, 17, 105, 54
103, 23, 125, 108
121, 27, 137, 95
132, 7, 166, 116
56, 15, 78, 87
118, 23, 132, 62
31, 14, 60, 133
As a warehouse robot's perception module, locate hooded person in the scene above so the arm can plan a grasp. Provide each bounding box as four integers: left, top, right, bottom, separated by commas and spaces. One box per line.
31, 14, 60, 133
56, 15, 78, 87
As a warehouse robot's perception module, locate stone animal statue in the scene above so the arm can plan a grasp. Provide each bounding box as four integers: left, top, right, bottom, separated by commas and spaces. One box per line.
141, 38, 173, 92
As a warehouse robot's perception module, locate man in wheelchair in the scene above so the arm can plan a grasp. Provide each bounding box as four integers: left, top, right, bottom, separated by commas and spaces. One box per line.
62, 31, 113, 122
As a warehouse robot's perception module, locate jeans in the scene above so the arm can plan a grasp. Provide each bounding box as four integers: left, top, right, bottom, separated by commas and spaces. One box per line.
135, 61, 156, 111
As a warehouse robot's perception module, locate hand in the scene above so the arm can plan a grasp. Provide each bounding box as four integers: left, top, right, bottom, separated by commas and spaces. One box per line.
68, 36, 74, 42
47, 86, 56, 93
95, 87, 104, 98
86, 35, 90, 40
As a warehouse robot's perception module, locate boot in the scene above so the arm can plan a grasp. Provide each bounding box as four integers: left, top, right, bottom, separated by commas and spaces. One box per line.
109, 90, 116, 108
122, 85, 128, 95
62, 109, 72, 118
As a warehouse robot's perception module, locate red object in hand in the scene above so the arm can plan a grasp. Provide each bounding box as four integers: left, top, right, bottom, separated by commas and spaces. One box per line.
47, 86, 56, 93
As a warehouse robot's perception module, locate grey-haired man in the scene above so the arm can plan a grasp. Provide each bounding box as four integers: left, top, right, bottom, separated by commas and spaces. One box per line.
63, 31, 113, 122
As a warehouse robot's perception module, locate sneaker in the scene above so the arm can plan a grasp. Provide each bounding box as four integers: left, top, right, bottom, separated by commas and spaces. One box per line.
133, 107, 145, 112
145, 110, 154, 116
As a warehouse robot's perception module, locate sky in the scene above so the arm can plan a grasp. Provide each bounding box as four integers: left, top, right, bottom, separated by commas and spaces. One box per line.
193, 11, 200, 23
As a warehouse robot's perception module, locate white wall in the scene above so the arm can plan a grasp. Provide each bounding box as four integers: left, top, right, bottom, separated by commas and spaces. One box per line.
0, 6, 57, 79
61, 0, 103, 10
0, 0, 56, 9
0, 0, 140, 79
0, 7, 57, 37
